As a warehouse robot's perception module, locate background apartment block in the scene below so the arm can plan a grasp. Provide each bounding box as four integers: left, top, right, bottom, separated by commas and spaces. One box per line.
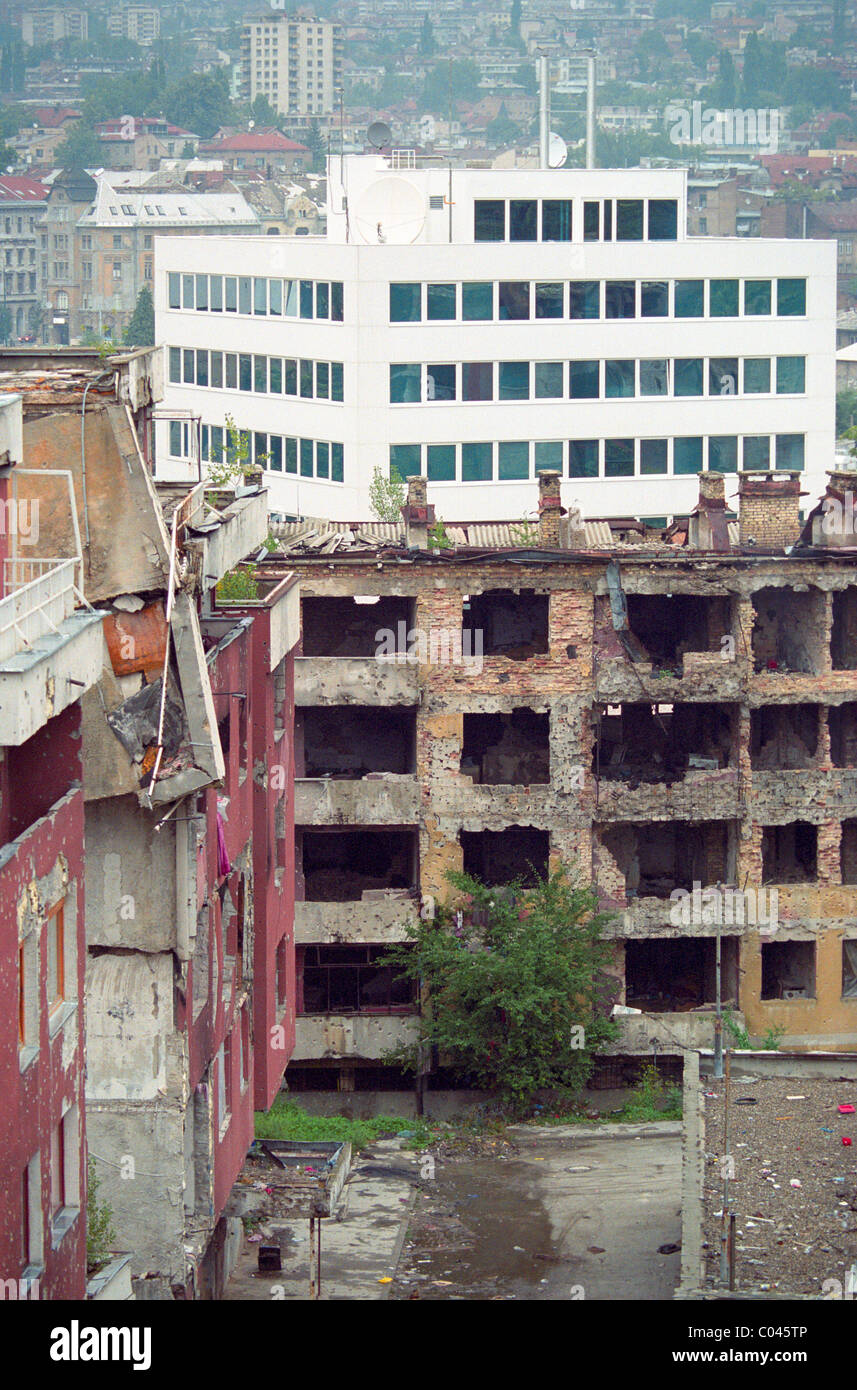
21, 8, 87, 45
240, 15, 344, 117
106, 5, 161, 46
0, 176, 46, 341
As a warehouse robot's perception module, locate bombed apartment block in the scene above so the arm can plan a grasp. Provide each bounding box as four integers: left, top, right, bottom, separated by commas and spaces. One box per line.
268, 465, 857, 1085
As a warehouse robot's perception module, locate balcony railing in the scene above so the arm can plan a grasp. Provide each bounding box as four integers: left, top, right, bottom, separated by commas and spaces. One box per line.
0, 558, 79, 664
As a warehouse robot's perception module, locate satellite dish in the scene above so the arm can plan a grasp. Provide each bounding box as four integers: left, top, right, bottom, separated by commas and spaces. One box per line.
548, 132, 568, 169
354, 176, 425, 244
367, 120, 392, 150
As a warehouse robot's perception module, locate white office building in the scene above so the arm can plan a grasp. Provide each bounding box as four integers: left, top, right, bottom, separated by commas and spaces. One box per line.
155, 154, 836, 524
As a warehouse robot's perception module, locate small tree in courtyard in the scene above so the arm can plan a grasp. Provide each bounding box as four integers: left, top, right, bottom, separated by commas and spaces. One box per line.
123, 285, 155, 347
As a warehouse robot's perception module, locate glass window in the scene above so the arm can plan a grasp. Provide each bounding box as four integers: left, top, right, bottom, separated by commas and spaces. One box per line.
254, 277, 267, 315
709, 357, 738, 395
269, 357, 282, 393
510, 199, 537, 241
743, 358, 771, 393
238, 276, 252, 314
225, 353, 237, 389
427, 283, 456, 320
254, 355, 267, 392
475, 200, 505, 241
284, 280, 298, 316
316, 282, 330, 318
285, 437, 298, 473
498, 441, 529, 480
331, 442, 344, 481
647, 199, 678, 240
254, 431, 267, 466
268, 279, 282, 315
316, 440, 330, 478
675, 358, 704, 396
710, 279, 739, 316
168, 272, 180, 308
640, 359, 669, 396
674, 280, 704, 317
316, 361, 329, 398
570, 360, 600, 399
462, 362, 493, 401
391, 282, 421, 322
210, 276, 223, 312
269, 436, 283, 472
210, 426, 223, 463
569, 281, 599, 319
427, 363, 456, 401
183, 348, 194, 384
194, 276, 209, 311
605, 360, 635, 398
461, 442, 493, 481
605, 438, 634, 477
284, 359, 297, 395
239, 354, 252, 391
197, 349, 209, 387
709, 436, 738, 473
776, 434, 805, 470
605, 281, 635, 318
641, 281, 668, 317
777, 356, 805, 393
535, 282, 563, 318
427, 444, 456, 481
583, 201, 600, 241
542, 199, 572, 241
300, 359, 313, 398
674, 437, 703, 474
777, 278, 806, 316
225, 276, 237, 312
744, 279, 771, 315
390, 444, 421, 479
168, 346, 180, 383
569, 439, 599, 477
534, 441, 563, 472
331, 282, 344, 321
603, 201, 613, 239
300, 280, 313, 318
616, 199, 644, 240
535, 362, 563, 398
498, 282, 530, 319
462, 281, 493, 320
390, 363, 421, 403
331, 362, 343, 401
169, 420, 182, 455
640, 439, 668, 475
300, 438, 313, 477
499, 361, 529, 400
182, 274, 194, 308
743, 435, 771, 469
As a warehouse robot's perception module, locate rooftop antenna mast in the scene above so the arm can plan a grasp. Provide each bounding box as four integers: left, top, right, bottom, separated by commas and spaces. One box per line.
539, 55, 550, 169
585, 49, 596, 169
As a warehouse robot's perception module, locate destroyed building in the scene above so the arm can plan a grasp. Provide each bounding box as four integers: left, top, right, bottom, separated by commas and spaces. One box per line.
0, 349, 299, 1299
261, 469, 857, 1096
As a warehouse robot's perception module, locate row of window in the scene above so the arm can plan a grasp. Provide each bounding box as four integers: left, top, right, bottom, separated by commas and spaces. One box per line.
388, 433, 806, 483
191, 423, 345, 483
473, 196, 678, 243
168, 346, 344, 401
167, 272, 344, 321
389, 276, 806, 323
389, 355, 806, 403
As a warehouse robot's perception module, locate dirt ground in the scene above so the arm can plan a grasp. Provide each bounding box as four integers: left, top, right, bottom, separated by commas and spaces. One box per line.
701, 1075, 857, 1295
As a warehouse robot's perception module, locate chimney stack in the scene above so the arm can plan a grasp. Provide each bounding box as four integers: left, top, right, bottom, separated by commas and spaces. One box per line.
812, 466, 857, 546
538, 470, 563, 547
401, 474, 434, 549
737, 471, 803, 550
688, 470, 729, 550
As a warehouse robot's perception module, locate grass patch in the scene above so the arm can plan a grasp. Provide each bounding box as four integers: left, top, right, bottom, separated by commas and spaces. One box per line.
254, 1098, 438, 1152
607, 1065, 682, 1124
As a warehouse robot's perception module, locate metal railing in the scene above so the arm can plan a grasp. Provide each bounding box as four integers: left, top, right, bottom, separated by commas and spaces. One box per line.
0, 558, 78, 664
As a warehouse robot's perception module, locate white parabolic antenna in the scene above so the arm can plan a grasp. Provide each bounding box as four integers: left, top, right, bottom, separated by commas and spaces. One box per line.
548, 132, 568, 169
354, 177, 426, 244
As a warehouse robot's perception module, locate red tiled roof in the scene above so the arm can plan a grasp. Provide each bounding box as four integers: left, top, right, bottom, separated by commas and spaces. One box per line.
0, 175, 48, 200
32, 105, 80, 127
201, 130, 308, 153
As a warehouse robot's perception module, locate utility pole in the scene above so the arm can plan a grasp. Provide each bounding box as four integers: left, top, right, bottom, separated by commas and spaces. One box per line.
714, 917, 723, 1078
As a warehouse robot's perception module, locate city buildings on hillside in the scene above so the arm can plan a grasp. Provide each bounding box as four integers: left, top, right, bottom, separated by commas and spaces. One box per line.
0, 175, 46, 340
21, 7, 87, 45
156, 153, 835, 525
240, 14, 344, 118
106, 5, 161, 46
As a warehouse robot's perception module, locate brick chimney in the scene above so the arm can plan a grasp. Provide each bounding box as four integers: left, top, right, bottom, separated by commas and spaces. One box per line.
537, 470, 563, 547
737, 471, 803, 550
812, 466, 857, 547
688, 471, 729, 550
401, 474, 434, 549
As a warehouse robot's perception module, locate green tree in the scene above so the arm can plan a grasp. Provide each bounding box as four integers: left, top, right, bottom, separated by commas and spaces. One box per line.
418, 13, 436, 57
123, 286, 155, 347
837, 388, 857, 434
306, 117, 326, 173
382, 868, 619, 1115
86, 1158, 117, 1274
249, 92, 280, 128
710, 48, 738, 107
369, 464, 405, 524
635, 30, 671, 80
422, 59, 482, 112
56, 121, 103, 168
163, 70, 233, 139
486, 102, 520, 147
0, 304, 11, 345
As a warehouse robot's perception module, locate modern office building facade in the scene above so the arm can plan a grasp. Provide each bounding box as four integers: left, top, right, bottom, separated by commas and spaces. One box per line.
156, 156, 836, 524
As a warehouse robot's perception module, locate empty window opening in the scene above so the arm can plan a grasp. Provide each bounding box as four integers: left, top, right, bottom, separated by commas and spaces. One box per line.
829, 704, 857, 767
625, 594, 729, 669
600, 820, 732, 898
301, 596, 415, 657
843, 940, 857, 999
595, 702, 735, 783
460, 827, 550, 885
462, 589, 549, 659
761, 939, 815, 999
841, 820, 857, 884
461, 709, 549, 784
750, 705, 819, 770
832, 588, 857, 670
625, 937, 739, 1011
751, 587, 824, 674
300, 829, 417, 900
298, 706, 416, 777
298, 944, 415, 1014
284, 1063, 417, 1091
761, 821, 817, 883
